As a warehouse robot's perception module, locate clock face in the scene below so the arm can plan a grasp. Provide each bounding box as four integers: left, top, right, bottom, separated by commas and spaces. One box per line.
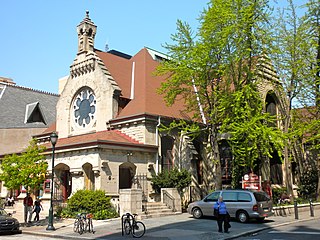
73, 88, 96, 128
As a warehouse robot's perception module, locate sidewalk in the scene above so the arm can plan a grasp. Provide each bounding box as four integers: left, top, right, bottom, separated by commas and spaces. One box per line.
6, 204, 320, 240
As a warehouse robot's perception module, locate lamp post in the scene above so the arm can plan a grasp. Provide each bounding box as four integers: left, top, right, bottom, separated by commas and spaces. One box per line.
46, 132, 58, 231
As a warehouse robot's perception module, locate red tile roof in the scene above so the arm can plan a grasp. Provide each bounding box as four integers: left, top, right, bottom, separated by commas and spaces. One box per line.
43, 130, 157, 151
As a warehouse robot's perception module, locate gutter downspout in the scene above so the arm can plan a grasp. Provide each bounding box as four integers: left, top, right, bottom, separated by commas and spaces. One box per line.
191, 78, 206, 124
130, 62, 135, 99
155, 116, 161, 174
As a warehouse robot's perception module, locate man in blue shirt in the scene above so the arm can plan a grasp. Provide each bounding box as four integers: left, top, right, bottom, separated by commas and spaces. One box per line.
214, 196, 230, 233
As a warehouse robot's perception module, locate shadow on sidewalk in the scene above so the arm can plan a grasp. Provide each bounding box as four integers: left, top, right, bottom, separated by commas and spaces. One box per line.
20, 217, 73, 229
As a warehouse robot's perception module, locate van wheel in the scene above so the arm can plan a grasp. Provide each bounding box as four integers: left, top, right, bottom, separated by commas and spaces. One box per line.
237, 210, 249, 223
192, 207, 203, 219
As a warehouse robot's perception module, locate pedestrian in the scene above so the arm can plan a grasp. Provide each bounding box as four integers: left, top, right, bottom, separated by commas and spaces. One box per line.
213, 196, 230, 233
262, 180, 272, 199
33, 198, 43, 222
23, 193, 33, 223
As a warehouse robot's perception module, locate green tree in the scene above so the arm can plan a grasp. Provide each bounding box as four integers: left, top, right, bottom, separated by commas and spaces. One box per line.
270, 0, 307, 199
0, 139, 48, 192
272, 0, 320, 200
157, 0, 278, 191
151, 168, 191, 194
300, 0, 320, 199
220, 84, 285, 188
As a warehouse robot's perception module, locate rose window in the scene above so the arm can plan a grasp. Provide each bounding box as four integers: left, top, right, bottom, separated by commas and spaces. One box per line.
73, 88, 96, 127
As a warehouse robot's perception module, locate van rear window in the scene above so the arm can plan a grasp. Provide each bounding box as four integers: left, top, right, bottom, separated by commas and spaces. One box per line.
253, 192, 269, 202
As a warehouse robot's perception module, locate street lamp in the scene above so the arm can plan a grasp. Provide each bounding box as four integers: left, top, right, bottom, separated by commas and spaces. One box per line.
46, 132, 58, 231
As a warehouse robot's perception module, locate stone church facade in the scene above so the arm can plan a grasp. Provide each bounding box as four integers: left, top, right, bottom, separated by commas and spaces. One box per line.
37, 12, 199, 209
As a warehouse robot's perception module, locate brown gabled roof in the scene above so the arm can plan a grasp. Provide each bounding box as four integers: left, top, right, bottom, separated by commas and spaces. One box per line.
96, 50, 132, 98
43, 130, 157, 152
38, 48, 194, 147
96, 48, 191, 120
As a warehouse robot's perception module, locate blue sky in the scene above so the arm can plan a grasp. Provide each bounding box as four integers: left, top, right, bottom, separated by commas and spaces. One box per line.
1, 0, 305, 94
1, 0, 208, 93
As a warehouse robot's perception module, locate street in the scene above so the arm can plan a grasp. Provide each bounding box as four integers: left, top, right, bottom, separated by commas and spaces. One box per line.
0, 215, 294, 240
236, 218, 320, 240
1, 209, 319, 240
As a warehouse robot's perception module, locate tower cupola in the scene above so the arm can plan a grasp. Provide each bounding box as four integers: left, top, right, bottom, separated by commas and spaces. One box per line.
77, 11, 97, 54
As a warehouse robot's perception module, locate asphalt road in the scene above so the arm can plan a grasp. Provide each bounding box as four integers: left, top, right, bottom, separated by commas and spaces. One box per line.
1, 210, 319, 240
235, 218, 320, 240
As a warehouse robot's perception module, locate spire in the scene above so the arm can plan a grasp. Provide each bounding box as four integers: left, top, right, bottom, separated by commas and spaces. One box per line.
77, 11, 97, 54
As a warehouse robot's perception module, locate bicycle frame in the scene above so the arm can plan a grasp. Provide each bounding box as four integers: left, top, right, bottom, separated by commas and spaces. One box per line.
121, 212, 145, 238
74, 212, 95, 235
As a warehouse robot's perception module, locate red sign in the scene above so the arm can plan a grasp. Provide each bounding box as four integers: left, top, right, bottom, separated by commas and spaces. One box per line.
242, 173, 261, 190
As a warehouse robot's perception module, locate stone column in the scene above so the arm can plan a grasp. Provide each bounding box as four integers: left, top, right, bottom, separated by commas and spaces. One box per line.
119, 189, 143, 217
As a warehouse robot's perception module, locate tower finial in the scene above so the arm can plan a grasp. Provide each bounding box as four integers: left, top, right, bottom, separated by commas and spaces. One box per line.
76, 10, 96, 54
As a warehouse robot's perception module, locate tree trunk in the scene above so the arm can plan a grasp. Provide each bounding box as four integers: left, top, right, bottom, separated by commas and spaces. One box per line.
202, 130, 222, 194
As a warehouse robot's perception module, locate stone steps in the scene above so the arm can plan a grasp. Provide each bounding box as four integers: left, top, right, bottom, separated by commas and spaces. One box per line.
141, 202, 181, 219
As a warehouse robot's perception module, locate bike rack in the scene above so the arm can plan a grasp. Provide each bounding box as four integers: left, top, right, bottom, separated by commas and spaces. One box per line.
121, 213, 129, 236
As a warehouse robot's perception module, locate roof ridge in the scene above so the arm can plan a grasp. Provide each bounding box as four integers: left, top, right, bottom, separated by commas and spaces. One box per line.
1, 82, 59, 96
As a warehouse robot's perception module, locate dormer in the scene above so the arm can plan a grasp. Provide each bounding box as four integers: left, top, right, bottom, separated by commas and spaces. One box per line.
24, 102, 47, 124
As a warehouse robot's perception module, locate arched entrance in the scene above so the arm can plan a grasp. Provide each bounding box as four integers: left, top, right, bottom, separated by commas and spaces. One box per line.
119, 162, 136, 189
265, 91, 283, 184
83, 163, 95, 190
54, 163, 72, 202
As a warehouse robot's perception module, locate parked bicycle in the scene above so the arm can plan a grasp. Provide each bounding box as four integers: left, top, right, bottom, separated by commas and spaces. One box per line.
122, 212, 146, 238
73, 212, 95, 235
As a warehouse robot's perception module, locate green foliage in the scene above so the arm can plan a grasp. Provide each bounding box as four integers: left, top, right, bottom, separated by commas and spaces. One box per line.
220, 84, 285, 173
59, 190, 118, 220
151, 168, 191, 194
156, 0, 274, 190
298, 164, 318, 199
0, 139, 47, 192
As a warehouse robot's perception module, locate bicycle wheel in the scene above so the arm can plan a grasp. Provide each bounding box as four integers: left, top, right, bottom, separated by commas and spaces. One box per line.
78, 219, 84, 235
123, 218, 131, 235
88, 218, 94, 233
73, 219, 79, 233
132, 221, 145, 238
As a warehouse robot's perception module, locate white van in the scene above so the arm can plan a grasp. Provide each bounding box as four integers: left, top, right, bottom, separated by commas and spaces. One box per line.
187, 189, 273, 223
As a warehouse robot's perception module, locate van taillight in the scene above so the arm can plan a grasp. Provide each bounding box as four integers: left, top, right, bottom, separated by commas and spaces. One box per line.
253, 204, 258, 211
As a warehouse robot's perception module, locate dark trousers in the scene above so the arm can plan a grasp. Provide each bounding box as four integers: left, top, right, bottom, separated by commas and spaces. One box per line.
34, 210, 40, 221
217, 214, 229, 232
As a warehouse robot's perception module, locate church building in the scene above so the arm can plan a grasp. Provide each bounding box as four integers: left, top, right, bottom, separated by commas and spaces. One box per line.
1, 11, 289, 212
36, 11, 197, 209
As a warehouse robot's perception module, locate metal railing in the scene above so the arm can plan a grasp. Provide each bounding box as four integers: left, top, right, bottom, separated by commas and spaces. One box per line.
162, 190, 176, 212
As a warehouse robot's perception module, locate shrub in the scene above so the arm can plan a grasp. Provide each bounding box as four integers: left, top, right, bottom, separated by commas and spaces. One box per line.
59, 190, 119, 220
151, 168, 191, 194
272, 187, 287, 205
298, 165, 318, 200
